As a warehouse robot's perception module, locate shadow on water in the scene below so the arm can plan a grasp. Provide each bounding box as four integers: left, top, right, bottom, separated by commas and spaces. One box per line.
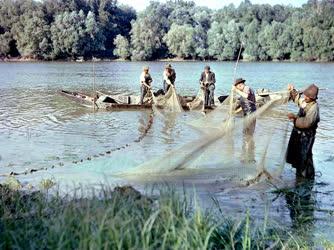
273, 178, 316, 245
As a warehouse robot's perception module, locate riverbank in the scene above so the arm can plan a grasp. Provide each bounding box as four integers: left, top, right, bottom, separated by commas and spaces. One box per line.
2, 56, 333, 63
1, 183, 331, 249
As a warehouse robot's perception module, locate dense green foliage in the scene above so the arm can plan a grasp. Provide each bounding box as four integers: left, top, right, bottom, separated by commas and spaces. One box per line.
0, 184, 320, 249
0, 0, 333, 61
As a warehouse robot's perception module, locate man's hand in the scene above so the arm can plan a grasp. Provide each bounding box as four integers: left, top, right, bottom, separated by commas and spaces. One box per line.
288, 113, 297, 121
288, 84, 294, 91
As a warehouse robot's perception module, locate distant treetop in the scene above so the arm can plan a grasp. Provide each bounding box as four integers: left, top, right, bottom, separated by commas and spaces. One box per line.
0, 0, 333, 61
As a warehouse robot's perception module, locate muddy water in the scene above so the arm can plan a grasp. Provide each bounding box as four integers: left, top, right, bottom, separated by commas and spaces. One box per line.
0, 62, 333, 242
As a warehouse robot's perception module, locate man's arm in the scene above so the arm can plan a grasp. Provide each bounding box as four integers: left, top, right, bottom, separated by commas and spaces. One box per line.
211, 72, 216, 85
295, 104, 319, 129
199, 72, 204, 84
164, 71, 172, 85
140, 73, 146, 85
170, 70, 176, 83
288, 84, 303, 107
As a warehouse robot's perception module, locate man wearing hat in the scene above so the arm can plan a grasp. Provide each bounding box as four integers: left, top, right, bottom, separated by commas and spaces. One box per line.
140, 66, 153, 104
286, 84, 320, 179
233, 78, 257, 116
199, 65, 216, 108
233, 78, 257, 163
163, 64, 176, 93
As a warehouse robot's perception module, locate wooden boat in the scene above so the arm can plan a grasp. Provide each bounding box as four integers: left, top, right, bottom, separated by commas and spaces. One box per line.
60, 88, 287, 111
59, 90, 198, 110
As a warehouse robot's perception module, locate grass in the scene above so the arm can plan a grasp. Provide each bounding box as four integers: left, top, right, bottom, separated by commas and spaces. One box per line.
0, 184, 319, 249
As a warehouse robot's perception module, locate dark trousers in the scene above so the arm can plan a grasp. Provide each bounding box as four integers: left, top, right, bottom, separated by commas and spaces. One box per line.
204, 84, 215, 107
140, 85, 148, 104
286, 128, 316, 179
163, 81, 174, 93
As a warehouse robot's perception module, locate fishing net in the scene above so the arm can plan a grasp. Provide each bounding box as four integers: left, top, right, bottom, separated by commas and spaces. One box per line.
120, 90, 291, 184
187, 89, 205, 110
152, 86, 183, 113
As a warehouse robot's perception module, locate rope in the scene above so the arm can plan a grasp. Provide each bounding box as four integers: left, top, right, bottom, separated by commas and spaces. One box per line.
1, 110, 155, 178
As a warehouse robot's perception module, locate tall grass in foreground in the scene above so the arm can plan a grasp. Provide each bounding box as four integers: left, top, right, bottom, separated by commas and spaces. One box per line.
0, 184, 310, 249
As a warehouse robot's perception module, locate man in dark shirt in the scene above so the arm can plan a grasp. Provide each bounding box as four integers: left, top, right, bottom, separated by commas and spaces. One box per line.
286, 84, 320, 179
233, 78, 257, 163
163, 64, 176, 93
199, 65, 216, 108
233, 78, 257, 116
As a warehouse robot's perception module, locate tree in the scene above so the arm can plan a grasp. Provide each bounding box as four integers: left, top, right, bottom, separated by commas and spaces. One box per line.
84, 11, 105, 56
302, 26, 333, 61
50, 10, 86, 59
130, 2, 172, 60
241, 20, 267, 61
0, 32, 11, 56
1, 0, 334, 61
113, 34, 130, 60
258, 21, 290, 60
193, 7, 212, 59
164, 24, 196, 59
130, 17, 161, 61
208, 20, 241, 60
168, 0, 196, 26
11, 11, 51, 58
95, 0, 135, 57
50, 10, 104, 59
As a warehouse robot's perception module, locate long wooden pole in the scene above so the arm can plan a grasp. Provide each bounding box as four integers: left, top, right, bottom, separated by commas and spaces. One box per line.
92, 57, 96, 111
229, 43, 243, 116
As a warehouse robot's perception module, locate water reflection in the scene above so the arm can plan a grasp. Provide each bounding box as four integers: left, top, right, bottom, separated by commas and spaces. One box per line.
242, 119, 256, 164
285, 179, 315, 245
161, 113, 178, 145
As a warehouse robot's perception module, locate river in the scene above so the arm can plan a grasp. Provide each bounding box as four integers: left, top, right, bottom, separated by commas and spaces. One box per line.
0, 61, 333, 243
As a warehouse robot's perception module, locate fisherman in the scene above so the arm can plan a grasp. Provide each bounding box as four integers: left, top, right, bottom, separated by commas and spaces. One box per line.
233, 78, 257, 163
233, 78, 257, 116
163, 64, 176, 93
140, 66, 153, 104
199, 65, 216, 108
286, 84, 320, 179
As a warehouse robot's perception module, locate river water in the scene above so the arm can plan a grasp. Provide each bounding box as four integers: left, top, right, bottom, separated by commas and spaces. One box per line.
0, 62, 333, 243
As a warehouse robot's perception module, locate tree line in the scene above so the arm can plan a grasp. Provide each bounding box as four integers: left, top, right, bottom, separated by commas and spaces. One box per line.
0, 0, 333, 61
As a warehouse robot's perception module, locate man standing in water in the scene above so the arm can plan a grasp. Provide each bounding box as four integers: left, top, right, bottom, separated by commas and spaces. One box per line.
163, 64, 176, 93
233, 78, 257, 163
199, 65, 216, 108
140, 66, 153, 104
286, 84, 320, 179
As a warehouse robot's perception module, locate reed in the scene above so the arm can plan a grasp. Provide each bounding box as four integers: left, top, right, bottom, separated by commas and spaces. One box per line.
0, 184, 317, 249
